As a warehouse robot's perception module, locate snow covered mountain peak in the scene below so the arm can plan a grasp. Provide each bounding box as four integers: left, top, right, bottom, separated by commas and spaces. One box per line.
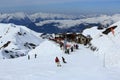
0, 23, 42, 59
83, 20, 120, 67
0, 12, 29, 21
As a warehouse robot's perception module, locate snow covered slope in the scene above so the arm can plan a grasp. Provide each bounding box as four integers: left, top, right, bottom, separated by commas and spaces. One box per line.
0, 40, 119, 80
0, 23, 43, 59
83, 21, 120, 67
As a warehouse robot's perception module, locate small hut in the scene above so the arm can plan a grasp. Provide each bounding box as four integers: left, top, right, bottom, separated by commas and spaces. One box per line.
76, 34, 88, 45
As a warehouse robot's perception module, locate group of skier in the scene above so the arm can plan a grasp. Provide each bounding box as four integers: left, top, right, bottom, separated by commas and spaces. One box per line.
55, 56, 67, 67
27, 41, 79, 67
55, 41, 79, 67
28, 53, 66, 67
64, 44, 79, 54
28, 54, 37, 60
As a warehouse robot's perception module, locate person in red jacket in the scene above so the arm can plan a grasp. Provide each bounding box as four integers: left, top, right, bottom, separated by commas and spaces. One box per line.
55, 57, 61, 67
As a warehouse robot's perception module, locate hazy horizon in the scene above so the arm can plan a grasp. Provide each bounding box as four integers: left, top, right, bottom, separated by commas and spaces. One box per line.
0, 0, 120, 15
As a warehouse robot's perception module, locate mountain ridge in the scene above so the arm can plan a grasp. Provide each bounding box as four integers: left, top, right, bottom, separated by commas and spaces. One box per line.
0, 23, 43, 59
0, 12, 120, 33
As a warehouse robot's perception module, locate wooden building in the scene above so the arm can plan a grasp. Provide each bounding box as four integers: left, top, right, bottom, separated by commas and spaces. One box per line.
54, 33, 92, 45
76, 33, 92, 45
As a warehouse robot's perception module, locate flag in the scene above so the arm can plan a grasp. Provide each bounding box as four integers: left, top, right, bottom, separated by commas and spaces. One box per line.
111, 27, 115, 36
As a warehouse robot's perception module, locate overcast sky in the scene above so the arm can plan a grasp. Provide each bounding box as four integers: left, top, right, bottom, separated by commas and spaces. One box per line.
0, 0, 120, 15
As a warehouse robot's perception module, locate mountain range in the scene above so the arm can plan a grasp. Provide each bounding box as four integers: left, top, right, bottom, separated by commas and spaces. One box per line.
0, 12, 120, 33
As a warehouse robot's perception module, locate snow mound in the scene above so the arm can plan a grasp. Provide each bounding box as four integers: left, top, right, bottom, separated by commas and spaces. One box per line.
29, 40, 63, 56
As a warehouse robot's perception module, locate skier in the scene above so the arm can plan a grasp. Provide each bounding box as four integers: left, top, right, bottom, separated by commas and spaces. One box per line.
65, 48, 69, 54
71, 46, 73, 52
62, 57, 67, 63
28, 55, 30, 60
55, 57, 61, 67
74, 44, 76, 49
35, 54, 37, 58
60, 42, 63, 50
67, 49, 70, 54
76, 44, 79, 49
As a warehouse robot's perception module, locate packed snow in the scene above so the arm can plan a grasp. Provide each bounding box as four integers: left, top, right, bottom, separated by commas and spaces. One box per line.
0, 40, 120, 80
